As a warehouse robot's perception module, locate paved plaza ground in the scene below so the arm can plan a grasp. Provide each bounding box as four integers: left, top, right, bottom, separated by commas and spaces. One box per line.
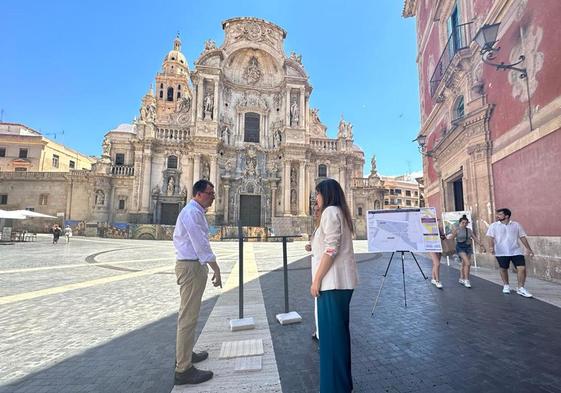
1, 235, 561, 393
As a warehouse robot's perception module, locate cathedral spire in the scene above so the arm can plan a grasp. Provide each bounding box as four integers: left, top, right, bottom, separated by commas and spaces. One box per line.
174, 32, 182, 51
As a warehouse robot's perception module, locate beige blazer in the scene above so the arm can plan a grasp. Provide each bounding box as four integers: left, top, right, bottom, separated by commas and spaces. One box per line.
311, 206, 358, 291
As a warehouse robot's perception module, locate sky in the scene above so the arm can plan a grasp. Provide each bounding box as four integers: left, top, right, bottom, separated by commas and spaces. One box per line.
0, 0, 421, 176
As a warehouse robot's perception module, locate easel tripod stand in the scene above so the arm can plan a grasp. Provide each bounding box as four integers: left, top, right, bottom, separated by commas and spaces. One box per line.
371, 250, 429, 315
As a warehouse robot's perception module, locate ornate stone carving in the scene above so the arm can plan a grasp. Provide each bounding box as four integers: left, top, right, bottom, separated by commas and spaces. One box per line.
95, 190, 105, 205
204, 39, 217, 52
236, 91, 269, 110
290, 100, 299, 127
203, 93, 214, 119
242, 56, 263, 85
167, 176, 175, 195
508, 24, 544, 102
289, 51, 302, 64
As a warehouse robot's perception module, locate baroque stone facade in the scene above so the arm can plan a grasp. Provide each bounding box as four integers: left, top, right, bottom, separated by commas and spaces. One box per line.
96, 18, 383, 236
0, 18, 385, 239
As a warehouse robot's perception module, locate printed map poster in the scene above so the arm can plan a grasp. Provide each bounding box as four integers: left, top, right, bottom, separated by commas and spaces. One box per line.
420, 207, 442, 252
367, 208, 442, 253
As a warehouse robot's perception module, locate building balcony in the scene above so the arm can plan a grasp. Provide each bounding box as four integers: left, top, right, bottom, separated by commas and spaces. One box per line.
156, 127, 191, 142
111, 165, 135, 176
429, 23, 472, 97
310, 138, 339, 152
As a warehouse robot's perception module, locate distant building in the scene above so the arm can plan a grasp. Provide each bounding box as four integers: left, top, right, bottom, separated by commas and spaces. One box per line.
0, 123, 95, 172
403, 0, 561, 280
381, 175, 422, 209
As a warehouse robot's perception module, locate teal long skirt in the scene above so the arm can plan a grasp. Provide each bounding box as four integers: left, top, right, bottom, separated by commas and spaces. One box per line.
317, 289, 354, 393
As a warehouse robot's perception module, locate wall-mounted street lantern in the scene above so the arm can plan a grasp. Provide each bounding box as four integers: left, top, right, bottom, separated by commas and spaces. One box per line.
473, 22, 534, 130
413, 134, 433, 157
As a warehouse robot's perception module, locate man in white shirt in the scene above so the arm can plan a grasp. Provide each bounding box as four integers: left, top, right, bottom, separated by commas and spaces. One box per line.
173, 180, 222, 385
486, 208, 535, 298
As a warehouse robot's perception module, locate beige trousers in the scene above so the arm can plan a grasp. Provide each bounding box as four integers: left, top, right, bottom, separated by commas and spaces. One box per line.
175, 260, 209, 373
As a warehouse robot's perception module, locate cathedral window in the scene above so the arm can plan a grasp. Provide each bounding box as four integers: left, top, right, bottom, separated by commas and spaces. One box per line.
160, 83, 163, 88
159, 90, 163, 99
177, 91, 181, 99
167, 155, 178, 169
178, 85, 181, 90
115, 153, 125, 166
357, 207, 363, 216
167, 87, 174, 101
318, 164, 327, 178
244, 112, 260, 143
454, 95, 464, 120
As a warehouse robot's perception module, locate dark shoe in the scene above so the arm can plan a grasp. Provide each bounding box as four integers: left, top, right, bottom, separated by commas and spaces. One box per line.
174, 366, 213, 385
192, 350, 209, 363
311, 333, 319, 342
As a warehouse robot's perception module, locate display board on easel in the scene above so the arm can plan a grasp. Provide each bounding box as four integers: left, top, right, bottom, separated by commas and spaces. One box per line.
367, 207, 442, 253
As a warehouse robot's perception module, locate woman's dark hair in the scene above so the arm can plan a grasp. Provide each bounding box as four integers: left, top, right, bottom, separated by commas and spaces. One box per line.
459, 214, 469, 224
315, 178, 354, 233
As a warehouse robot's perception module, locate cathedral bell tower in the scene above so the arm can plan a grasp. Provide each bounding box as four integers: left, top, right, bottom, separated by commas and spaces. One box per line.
154, 34, 193, 121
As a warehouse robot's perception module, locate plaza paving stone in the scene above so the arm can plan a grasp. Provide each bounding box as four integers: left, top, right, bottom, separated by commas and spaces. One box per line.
1, 237, 561, 392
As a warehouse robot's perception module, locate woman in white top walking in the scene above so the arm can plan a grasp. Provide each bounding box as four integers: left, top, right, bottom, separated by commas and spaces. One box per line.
310, 179, 358, 393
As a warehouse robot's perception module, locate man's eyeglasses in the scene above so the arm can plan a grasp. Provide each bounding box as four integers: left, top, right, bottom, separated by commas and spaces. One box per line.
201, 191, 215, 196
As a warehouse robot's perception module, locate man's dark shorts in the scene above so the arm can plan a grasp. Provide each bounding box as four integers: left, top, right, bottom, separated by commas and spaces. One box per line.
496, 255, 526, 269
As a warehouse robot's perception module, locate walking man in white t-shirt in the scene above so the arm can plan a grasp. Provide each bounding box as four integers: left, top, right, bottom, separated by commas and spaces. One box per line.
486, 208, 535, 298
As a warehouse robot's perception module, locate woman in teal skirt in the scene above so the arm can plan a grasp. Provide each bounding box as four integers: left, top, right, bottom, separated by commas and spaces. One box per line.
310, 179, 358, 393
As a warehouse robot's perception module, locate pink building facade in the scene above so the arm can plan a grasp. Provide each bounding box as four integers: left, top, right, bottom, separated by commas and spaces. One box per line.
404, 0, 561, 280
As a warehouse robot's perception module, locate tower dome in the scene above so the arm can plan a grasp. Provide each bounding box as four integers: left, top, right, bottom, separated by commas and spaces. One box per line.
162, 35, 189, 75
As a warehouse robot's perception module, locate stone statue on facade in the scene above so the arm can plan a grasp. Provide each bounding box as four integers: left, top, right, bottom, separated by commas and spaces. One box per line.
243, 56, 262, 85
178, 96, 191, 113
290, 189, 297, 211
204, 94, 214, 119
202, 161, 210, 180
370, 155, 377, 175
204, 39, 217, 51
290, 101, 299, 127
167, 177, 175, 195
102, 138, 111, 158
95, 190, 105, 206
151, 185, 160, 195
289, 51, 302, 64
221, 125, 231, 145
290, 167, 297, 187
146, 102, 156, 122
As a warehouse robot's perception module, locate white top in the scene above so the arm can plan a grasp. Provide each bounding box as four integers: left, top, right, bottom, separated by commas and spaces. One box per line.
311, 206, 358, 291
173, 200, 216, 264
486, 220, 527, 256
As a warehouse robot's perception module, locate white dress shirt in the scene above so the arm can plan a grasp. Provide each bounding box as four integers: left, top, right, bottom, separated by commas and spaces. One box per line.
486, 220, 527, 256
311, 206, 358, 291
173, 200, 216, 264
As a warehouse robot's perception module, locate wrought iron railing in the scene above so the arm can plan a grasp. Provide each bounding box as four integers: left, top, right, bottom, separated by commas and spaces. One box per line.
429, 22, 472, 97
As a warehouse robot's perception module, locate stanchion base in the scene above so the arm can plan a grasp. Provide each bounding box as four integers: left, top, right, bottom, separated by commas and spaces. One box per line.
229, 317, 255, 331
276, 311, 302, 325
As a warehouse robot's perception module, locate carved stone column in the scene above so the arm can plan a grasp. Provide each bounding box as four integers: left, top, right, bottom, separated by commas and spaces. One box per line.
299, 162, 306, 215
197, 80, 204, 120
223, 183, 230, 224
140, 148, 152, 212
193, 153, 201, 182
184, 156, 193, 199
271, 184, 277, 218
208, 155, 217, 213
212, 80, 219, 121
284, 161, 291, 215
299, 87, 305, 129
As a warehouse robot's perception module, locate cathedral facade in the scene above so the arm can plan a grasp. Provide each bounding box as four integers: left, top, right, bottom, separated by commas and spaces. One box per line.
96, 17, 384, 235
